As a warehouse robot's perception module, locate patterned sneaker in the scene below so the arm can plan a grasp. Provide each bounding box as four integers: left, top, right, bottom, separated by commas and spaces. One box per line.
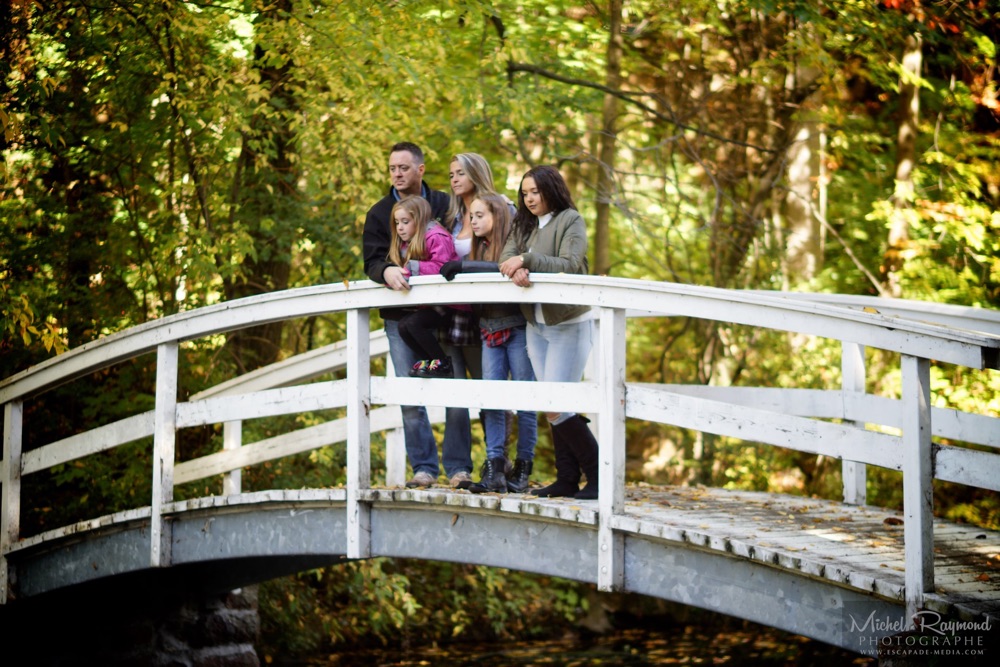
418, 358, 454, 378
409, 360, 430, 377
449, 471, 473, 489
405, 471, 435, 488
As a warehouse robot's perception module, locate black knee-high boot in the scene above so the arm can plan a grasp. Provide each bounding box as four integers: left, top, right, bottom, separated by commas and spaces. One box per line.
530, 419, 580, 498
561, 415, 600, 500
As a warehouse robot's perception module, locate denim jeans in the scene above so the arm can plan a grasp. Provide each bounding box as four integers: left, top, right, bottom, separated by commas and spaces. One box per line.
384, 319, 472, 478
482, 326, 537, 460
526, 318, 594, 424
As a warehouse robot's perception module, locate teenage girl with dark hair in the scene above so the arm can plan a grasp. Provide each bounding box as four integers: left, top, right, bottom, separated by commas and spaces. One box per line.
495, 165, 600, 499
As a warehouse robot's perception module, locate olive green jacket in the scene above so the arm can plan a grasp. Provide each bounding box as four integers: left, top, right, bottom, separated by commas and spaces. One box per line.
499, 208, 591, 326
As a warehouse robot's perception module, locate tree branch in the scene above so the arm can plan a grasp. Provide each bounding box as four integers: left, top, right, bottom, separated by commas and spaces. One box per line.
507, 61, 776, 153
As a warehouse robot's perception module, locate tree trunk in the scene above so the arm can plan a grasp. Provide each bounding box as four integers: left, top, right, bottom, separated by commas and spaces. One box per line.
593, 0, 623, 277
884, 33, 922, 298
223, 0, 299, 373
782, 121, 822, 287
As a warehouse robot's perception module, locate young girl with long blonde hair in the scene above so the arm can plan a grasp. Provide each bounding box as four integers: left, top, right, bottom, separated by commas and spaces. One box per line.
388, 195, 462, 378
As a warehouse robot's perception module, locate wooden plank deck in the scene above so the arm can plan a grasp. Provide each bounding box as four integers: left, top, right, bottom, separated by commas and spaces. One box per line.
9, 483, 999, 629
366, 483, 1000, 622
618, 485, 1000, 621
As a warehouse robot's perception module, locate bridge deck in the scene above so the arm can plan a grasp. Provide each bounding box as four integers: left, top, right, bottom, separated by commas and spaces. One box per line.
356, 484, 1000, 621
14, 482, 997, 623
6, 482, 999, 655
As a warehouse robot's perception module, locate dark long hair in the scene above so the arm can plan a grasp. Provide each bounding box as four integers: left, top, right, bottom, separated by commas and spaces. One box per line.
510, 165, 576, 251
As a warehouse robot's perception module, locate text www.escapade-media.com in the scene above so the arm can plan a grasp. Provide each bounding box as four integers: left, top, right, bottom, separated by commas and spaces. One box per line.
846, 609, 993, 657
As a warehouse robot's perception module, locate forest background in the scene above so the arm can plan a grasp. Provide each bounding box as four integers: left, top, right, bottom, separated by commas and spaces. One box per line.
1, 0, 998, 659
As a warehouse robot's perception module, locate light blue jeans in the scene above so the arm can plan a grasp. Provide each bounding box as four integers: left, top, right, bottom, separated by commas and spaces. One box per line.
526, 319, 594, 426
384, 319, 473, 478
482, 325, 537, 460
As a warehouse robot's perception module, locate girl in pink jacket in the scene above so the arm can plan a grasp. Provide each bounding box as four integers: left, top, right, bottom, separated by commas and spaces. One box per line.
388, 195, 461, 378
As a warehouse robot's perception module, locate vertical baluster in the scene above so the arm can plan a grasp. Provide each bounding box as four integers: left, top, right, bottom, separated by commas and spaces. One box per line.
597, 307, 626, 592
385, 427, 406, 489
901, 354, 933, 624
223, 421, 242, 496
151, 342, 178, 568
347, 308, 372, 558
1, 400, 23, 604
841, 342, 867, 505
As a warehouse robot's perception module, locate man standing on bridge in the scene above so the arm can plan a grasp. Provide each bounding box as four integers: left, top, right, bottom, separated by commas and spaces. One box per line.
362, 141, 474, 489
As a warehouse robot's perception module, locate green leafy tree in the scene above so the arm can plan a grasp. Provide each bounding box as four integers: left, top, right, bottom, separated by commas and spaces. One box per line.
3, 0, 997, 657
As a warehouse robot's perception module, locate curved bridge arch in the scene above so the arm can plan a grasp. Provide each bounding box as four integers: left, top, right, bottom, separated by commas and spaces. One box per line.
12, 488, 913, 653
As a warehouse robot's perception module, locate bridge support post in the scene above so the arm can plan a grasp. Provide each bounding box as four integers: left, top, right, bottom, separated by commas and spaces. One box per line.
151, 342, 178, 568
841, 342, 867, 505
901, 354, 933, 624
1, 400, 22, 604
347, 308, 372, 559
597, 307, 626, 592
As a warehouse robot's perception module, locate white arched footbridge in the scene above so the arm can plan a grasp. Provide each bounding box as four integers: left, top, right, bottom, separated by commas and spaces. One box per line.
1, 276, 998, 657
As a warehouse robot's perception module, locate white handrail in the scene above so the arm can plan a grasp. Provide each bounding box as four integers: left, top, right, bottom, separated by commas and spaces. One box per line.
3, 276, 997, 403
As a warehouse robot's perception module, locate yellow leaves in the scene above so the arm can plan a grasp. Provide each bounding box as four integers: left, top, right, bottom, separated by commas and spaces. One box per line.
2, 288, 66, 354
245, 85, 270, 104
0, 107, 18, 143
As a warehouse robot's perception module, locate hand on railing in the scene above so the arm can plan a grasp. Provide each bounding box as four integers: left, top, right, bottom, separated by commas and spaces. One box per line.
382, 266, 410, 291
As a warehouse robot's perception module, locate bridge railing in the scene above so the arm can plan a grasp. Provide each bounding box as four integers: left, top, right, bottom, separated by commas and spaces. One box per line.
2, 275, 999, 623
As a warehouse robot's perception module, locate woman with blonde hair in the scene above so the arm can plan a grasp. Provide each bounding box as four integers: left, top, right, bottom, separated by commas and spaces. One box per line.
441, 153, 513, 486
446, 152, 502, 258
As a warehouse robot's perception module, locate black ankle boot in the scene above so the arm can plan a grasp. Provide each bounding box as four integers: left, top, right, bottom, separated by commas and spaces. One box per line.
470, 457, 508, 494
480, 411, 513, 476
506, 458, 533, 493
530, 420, 580, 498
562, 415, 599, 500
